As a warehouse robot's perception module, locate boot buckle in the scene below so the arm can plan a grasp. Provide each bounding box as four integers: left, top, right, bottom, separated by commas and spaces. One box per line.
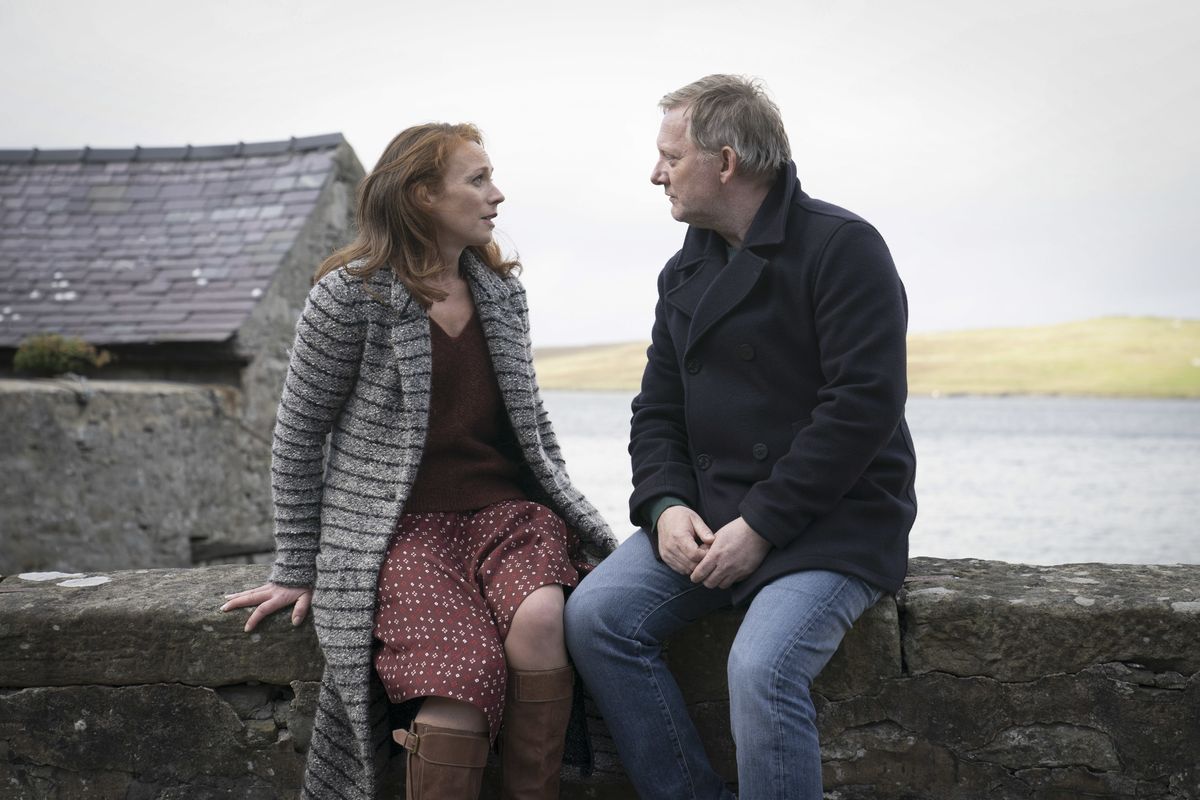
396, 729, 420, 753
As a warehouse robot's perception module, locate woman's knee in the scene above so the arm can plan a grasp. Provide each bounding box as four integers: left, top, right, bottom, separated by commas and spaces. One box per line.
508, 585, 565, 648
414, 696, 488, 733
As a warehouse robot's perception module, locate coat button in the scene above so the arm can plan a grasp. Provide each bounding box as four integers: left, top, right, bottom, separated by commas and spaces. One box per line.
697, 454, 712, 470
737, 343, 755, 361
752, 443, 769, 460
685, 358, 701, 374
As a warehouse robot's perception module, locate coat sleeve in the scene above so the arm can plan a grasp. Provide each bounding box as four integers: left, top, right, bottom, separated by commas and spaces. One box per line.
628, 262, 700, 529
739, 221, 909, 549
268, 269, 367, 587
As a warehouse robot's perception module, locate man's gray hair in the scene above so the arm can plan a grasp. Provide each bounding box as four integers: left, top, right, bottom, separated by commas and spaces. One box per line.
660, 74, 791, 181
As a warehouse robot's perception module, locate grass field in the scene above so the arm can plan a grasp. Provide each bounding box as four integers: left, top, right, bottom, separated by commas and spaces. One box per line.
533, 316, 1200, 397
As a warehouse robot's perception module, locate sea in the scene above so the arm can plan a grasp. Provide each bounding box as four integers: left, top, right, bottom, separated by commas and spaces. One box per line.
539, 391, 1200, 566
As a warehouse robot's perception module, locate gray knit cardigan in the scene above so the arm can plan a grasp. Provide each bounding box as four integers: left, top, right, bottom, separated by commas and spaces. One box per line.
267, 251, 617, 800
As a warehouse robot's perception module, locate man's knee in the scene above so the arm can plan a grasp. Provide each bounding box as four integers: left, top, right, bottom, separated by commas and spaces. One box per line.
564, 580, 603, 649
564, 575, 604, 623
727, 636, 780, 697
727, 632, 821, 702
565, 572, 632, 650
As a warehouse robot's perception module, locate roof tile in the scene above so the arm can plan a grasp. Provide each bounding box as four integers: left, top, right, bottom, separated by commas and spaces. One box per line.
0, 134, 345, 347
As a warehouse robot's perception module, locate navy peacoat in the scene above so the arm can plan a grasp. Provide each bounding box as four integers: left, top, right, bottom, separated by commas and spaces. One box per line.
629, 160, 917, 602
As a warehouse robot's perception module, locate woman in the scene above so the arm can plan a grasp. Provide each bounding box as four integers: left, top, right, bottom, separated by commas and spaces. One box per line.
221, 123, 616, 800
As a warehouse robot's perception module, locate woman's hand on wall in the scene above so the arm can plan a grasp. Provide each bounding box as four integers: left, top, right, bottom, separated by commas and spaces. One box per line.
221, 582, 313, 633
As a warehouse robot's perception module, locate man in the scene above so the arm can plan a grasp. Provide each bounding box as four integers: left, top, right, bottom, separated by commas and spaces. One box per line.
565, 75, 917, 799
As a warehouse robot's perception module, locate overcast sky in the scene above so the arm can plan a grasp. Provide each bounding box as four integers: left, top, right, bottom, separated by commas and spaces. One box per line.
2, 0, 1197, 346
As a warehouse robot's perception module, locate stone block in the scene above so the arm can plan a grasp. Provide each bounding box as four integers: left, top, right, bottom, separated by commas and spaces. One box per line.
0, 380, 274, 574
900, 557, 1200, 681
817, 655, 1199, 798
0, 565, 321, 687
0, 684, 305, 799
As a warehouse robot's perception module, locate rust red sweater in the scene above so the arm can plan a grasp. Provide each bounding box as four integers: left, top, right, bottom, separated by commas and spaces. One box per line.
403, 312, 526, 513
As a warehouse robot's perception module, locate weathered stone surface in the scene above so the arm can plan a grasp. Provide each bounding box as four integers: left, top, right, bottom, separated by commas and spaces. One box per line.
0, 380, 272, 573
902, 557, 1200, 681
817, 666, 1199, 798
1, 559, 1196, 799
0, 684, 305, 799
0, 565, 321, 687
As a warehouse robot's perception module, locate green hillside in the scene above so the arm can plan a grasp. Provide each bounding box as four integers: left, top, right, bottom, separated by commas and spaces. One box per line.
534, 317, 1200, 397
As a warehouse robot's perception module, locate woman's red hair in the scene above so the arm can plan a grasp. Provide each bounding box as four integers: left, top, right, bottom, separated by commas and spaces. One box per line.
315, 123, 518, 305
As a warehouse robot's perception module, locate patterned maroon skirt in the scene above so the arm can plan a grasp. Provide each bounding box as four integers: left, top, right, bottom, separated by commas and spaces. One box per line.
373, 499, 580, 739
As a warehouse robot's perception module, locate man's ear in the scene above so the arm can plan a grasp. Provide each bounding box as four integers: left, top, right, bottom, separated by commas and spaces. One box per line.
718, 146, 739, 184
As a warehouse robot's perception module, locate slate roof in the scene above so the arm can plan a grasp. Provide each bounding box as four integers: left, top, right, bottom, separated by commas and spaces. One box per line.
0, 134, 347, 347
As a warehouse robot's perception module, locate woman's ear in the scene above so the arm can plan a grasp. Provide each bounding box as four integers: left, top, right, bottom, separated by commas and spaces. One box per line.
414, 184, 435, 207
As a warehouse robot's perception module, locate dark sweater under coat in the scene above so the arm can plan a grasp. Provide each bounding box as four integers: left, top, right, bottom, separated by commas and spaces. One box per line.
629, 160, 917, 603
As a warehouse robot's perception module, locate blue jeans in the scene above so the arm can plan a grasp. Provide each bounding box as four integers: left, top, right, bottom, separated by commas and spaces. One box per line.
565, 531, 881, 800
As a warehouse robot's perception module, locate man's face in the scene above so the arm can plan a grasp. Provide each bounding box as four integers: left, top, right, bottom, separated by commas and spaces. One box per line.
650, 106, 723, 228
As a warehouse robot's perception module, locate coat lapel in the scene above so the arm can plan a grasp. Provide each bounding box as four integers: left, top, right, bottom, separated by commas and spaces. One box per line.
682, 248, 768, 356
388, 273, 432, 493
664, 243, 722, 320
666, 161, 801, 356
462, 250, 519, 354
385, 252, 536, 482
462, 252, 556, 474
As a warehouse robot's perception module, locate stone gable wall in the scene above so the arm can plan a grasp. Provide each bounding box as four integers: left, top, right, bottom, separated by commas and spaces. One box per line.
1, 558, 1196, 799
0, 141, 365, 573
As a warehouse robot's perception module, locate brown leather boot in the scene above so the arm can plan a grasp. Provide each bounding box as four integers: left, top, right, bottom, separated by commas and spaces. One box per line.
395, 721, 489, 800
500, 666, 574, 800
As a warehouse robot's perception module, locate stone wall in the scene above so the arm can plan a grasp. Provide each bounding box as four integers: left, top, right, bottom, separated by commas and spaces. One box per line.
2, 557, 1196, 798
0, 380, 268, 573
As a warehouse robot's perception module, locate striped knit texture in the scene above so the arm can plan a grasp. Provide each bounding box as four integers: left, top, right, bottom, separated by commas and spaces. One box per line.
268, 252, 617, 799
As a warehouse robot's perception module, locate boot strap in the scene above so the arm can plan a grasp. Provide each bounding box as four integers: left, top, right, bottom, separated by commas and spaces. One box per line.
396, 726, 489, 768
508, 666, 574, 703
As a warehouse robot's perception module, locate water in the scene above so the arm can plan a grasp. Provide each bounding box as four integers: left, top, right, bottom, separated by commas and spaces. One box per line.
539, 391, 1200, 565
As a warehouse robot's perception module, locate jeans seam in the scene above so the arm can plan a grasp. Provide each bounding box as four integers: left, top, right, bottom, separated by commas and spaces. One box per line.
768, 573, 857, 800
631, 583, 711, 798
641, 650, 699, 798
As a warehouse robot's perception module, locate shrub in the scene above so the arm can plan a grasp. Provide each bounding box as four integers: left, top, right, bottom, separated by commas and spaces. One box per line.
13, 334, 113, 376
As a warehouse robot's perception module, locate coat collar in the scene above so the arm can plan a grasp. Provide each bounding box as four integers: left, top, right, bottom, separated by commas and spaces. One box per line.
664, 161, 800, 354
387, 248, 514, 319
385, 249, 520, 426
668, 159, 801, 275
461, 248, 514, 305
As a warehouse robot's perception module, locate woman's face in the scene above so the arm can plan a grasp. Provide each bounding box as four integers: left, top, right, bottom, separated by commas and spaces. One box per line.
428, 140, 505, 260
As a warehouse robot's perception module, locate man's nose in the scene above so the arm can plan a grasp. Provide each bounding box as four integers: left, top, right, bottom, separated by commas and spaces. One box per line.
650, 164, 666, 186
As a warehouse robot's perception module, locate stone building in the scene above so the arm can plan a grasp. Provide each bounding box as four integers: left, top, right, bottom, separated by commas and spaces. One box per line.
0, 135, 365, 572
